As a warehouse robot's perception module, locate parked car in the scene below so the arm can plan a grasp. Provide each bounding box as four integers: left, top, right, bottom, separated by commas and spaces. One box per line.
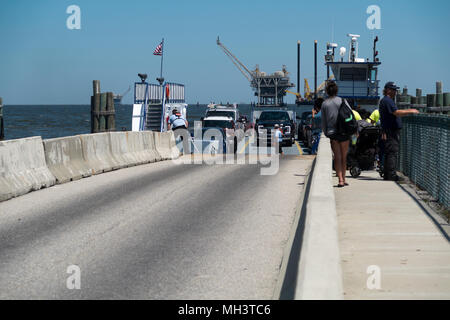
304, 112, 322, 149
297, 111, 312, 141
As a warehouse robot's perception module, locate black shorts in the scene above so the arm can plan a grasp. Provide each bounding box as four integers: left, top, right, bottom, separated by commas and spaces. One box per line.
173, 125, 187, 131
328, 133, 350, 142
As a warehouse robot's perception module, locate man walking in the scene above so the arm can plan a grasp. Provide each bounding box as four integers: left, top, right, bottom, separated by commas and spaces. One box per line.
379, 82, 419, 181
274, 124, 283, 155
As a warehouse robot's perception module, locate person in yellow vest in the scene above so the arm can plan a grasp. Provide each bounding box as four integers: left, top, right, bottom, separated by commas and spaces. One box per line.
352, 109, 362, 121
369, 109, 380, 125
349, 103, 362, 145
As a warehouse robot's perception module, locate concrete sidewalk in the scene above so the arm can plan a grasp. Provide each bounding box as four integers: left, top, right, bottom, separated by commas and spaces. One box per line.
335, 170, 450, 300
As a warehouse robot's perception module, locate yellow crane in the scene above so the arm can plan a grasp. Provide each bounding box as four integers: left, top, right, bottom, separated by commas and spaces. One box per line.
285, 90, 301, 98
285, 89, 305, 104
285, 79, 313, 102
304, 76, 335, 100
286, 76, 335, 102
304, 78, 313, 101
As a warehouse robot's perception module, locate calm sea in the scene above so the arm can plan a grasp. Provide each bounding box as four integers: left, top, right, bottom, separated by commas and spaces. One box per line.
2, 104, 313, 140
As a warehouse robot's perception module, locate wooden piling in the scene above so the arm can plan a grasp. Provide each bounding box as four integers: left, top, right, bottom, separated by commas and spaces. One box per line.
436, 93, 444, 107
91, 80, 101, 133
0, 97, 4, 141
99, 93, 107, 132
436, 81, 443, 94
90, 81, 116, 133
444, 93, 450, 106
427, 94, 436, 108
93, 80, 101, 95
416, 88, 422, 99
106, 92, 115, 131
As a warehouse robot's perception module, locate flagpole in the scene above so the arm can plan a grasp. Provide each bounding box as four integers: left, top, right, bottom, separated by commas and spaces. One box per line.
158, 38, 164, 85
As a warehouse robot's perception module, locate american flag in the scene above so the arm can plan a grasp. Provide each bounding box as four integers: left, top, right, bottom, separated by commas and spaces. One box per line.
153, 41, 163, 56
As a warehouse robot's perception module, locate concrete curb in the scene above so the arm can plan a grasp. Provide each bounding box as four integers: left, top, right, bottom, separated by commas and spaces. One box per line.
273, 157, 314, 300
0, 136, 56, 202
294, 134, 344, 299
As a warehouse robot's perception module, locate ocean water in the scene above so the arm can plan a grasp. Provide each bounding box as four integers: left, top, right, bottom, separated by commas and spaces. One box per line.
2, 104, 313, 140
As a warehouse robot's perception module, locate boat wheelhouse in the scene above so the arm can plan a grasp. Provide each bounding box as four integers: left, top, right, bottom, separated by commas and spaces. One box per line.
325, 34, 381, 109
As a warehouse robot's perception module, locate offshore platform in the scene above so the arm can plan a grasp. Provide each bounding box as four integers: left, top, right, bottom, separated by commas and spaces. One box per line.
217, 37, 294, 107
113, 86, 131, 105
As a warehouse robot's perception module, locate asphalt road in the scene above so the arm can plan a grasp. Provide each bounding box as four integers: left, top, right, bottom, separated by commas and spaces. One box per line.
0, 154, 313, 299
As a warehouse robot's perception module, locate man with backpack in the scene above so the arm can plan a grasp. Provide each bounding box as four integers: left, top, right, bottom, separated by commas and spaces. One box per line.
379, 82, 419, 181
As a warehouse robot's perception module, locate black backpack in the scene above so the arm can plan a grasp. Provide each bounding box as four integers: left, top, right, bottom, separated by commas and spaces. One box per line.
336, 99, 358, 135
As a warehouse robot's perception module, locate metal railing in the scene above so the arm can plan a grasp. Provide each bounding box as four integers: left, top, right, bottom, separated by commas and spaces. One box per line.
399, 114, 449, 208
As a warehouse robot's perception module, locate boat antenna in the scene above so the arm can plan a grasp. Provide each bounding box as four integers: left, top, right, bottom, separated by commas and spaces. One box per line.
331, 17, 335, 43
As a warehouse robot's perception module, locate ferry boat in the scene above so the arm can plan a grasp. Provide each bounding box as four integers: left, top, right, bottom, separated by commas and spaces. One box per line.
131, 74, 187, 132
324, 34, 381, 110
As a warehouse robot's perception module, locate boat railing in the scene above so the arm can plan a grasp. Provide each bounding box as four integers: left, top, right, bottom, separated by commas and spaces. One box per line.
134, 82, 163, 104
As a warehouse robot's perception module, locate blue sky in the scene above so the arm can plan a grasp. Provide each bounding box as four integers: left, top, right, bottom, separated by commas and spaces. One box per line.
1, 0, 449, 105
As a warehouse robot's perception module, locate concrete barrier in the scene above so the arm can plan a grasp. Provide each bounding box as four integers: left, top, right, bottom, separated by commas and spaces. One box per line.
1, 131, 174, 202
154, 131, 180, 160
294, 134, 344, 300
79, 132, 121, 174
168, 130, 181, 159
154, 132, 170, 160
127, 131, 153, 165
109, 132, 139, 168
142, 131, 161, 162
43, 136, 92, 183
0, 136, 56, 202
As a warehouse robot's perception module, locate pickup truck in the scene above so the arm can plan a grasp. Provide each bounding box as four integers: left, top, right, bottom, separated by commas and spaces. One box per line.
203, 105, 246, 133
255, 110, 296, 147
199, 116, 243, 154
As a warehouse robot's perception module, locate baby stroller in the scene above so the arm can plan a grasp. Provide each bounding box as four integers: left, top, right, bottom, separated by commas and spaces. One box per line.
347, 126, 381, 178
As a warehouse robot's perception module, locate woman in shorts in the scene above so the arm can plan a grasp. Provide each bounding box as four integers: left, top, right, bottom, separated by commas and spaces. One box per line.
321, 81, 350, 188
